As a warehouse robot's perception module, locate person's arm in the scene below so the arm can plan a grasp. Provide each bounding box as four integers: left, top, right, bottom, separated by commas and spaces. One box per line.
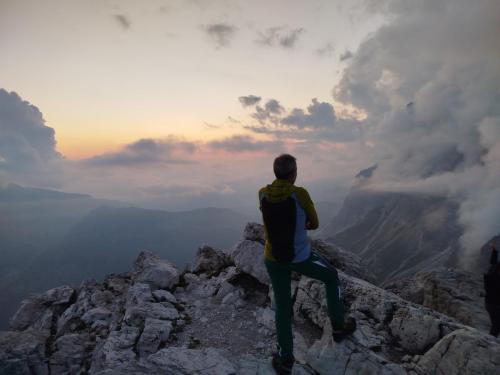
295, 188, 319, 230
258, 188, 265, 212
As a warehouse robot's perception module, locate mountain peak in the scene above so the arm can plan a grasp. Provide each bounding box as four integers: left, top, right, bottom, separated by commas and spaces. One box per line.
1, 223, 499, 374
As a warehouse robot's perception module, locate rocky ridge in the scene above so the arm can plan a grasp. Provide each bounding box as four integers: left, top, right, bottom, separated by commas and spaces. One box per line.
384, 267, 490, 332
1, 223, 499, 374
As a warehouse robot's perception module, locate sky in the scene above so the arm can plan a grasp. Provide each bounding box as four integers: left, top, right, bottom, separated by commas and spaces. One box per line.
1, 0, 500, 257
0, 0, 383, 158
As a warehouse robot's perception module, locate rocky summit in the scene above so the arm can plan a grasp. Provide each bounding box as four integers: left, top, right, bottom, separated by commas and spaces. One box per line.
1, 223, 499, 374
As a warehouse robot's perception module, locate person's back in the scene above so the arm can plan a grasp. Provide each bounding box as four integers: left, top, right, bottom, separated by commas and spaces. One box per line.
259, 154, 356, 375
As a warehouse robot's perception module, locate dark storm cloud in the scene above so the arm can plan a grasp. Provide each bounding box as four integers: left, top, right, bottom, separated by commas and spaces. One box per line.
238, 95, 261, 107
113, 14, 131, 30
208, 135, 283, 153
83, 138, 196, 167
256, 27, 305, 49
0, 89, 64, 187
204, 23, 237, 48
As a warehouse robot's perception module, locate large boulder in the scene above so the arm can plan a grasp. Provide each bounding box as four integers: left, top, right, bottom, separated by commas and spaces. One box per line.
411, 329, 500, 375
231, 240, 269, 285
243, 222, 265, 243
306, 329, 406, 375
133, 251, 180, 290
137, 318, 173, 356
9, 286, 75, 331
191, 245, 231, 274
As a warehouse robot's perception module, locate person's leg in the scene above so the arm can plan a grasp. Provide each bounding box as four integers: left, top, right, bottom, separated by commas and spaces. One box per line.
486, 304, 499, 337
265, 259, 294, 359
292, 251, 345, 330
491, 305, 500, 337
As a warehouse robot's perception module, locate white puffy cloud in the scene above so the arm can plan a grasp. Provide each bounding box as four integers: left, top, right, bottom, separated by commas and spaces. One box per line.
334, 0, 500, 259
0, 89, 64, 187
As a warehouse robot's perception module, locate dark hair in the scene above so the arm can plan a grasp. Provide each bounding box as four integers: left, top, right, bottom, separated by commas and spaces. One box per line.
273, 154, 297, 179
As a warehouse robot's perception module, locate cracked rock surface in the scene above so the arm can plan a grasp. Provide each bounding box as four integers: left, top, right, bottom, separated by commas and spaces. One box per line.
1, 222, 499, 374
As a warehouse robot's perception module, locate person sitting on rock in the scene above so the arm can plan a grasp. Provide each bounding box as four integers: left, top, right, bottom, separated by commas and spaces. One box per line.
484, 242, 500, 337
259, 154, 356, 375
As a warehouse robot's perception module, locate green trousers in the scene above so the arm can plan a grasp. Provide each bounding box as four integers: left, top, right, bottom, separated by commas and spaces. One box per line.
265, 251, 345, 359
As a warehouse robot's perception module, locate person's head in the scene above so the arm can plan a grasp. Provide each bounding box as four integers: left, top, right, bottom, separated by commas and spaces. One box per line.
273, 154, 297, 183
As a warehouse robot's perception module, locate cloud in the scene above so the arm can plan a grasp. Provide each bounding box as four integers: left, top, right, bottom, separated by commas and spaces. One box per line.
113, 14, 131, 30
0, 89, 64, 187
333, 0, 500, 259
282, 99, 336, 129
251, 99, 284, 124
208, 135, 283, 153
316, 42, 335, 57
256, 27, 305, 49
243, 98, 362, 143
204, 23, 237, 48
339, 49, 353, 61
83, 138, 197, 167
238, 95, 261, 107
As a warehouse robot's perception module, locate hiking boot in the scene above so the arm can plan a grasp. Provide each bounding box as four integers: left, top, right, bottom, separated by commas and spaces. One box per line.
271, 353, 295, 374
332, 316, 357, 343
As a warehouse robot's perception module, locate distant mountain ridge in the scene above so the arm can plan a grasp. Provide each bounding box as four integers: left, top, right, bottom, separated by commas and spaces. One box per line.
0, 183, 90, 201
320, 184, 464, 284
0, 185, 252, 329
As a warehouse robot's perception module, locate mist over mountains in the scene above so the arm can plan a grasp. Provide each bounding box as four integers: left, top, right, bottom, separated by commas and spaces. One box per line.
0, 184, 252, 329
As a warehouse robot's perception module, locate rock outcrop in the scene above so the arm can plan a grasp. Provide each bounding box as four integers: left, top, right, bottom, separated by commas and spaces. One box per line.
1, 223, 499, 375
384, 268, 489, 332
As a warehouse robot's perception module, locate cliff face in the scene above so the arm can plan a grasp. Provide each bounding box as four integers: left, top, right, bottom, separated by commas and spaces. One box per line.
1, 223, 499, 375
320, 188, 463, 284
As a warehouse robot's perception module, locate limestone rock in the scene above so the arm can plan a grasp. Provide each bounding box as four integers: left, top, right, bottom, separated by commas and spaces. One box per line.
82, 307, 112, 326
90, 326, 140, 372
9, 286, 75, 331
124, 302, 179, 327
413, 329, 500, 375
152, 290, 177, 304
385, 268, 489, 332
191, 245, 231, 274
311, 239, 375, 282
243, 222, 265, 243
148, 347, 236, 375
389, 307, 441, 353
0, 329, 50, 375
306, 329, 406, 375
133, 250, 180, 290
2, 237, 500, 375
50, 333, 93, 374
137, 318, 173, 356
231, 240, 269, 285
